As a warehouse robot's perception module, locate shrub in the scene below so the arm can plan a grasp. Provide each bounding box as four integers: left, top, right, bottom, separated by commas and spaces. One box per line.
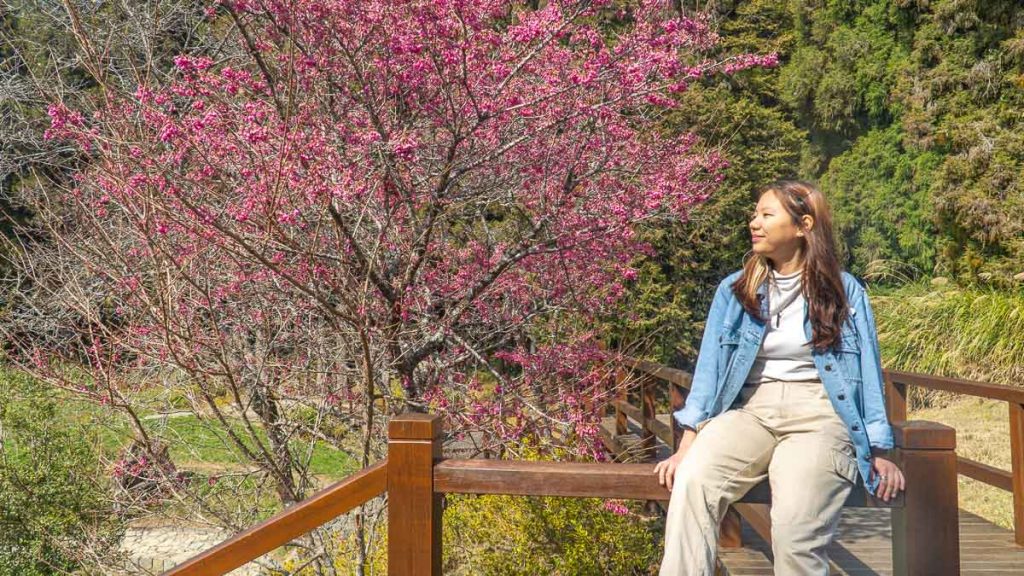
0, 368, 114, 575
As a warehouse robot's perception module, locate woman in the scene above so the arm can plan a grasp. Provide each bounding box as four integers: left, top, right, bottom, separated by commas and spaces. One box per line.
654, 180, 905, 575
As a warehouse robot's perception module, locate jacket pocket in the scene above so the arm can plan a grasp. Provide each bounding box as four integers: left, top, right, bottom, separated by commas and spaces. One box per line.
837, 326, 860, 353
718, 329, 740, 377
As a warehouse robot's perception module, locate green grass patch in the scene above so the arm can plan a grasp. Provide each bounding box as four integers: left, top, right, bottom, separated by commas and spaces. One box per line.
145, 413, 357, 478
0, 366, 356, 480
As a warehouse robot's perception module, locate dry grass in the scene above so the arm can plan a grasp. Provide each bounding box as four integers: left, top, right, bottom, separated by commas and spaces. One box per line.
910, 397, 1014, 529
872, 284, 1024, 395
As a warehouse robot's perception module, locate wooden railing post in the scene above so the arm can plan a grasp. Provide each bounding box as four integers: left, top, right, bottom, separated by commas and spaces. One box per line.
885, 374, 907, 423
669, 382, 687, 451
388, 413, 442, 576
891, 421, 959, 576
641, 376, 657, 461
1009, 402, 1024, 546
615, 367, 629, 436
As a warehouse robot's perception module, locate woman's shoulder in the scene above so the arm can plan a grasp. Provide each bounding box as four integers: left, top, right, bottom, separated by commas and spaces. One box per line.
716, 270, 745, 293
721, 269, 744, 286
840, 270, 868, 300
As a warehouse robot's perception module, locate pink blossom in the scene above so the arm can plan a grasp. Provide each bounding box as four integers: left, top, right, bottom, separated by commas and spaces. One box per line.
37, 0, 775, 462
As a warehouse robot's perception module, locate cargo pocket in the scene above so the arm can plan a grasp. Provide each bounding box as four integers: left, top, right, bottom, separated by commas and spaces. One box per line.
830, 444, 860, 485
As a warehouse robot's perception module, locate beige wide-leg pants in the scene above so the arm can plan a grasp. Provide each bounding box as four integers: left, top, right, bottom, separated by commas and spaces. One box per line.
659, 380, 859, 576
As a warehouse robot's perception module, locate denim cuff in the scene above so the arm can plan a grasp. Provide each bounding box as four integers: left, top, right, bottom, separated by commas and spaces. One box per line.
866, 421, 895, 450
672, 405, 708, 431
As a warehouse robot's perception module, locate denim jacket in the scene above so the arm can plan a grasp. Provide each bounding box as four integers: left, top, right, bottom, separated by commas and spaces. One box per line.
672, 270, 895, 495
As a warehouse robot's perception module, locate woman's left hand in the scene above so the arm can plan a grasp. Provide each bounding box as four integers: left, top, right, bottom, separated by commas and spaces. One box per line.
871, 456, 905, 502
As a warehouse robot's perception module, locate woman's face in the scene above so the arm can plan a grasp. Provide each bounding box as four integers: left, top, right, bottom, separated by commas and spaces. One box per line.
749, 190, 805, 260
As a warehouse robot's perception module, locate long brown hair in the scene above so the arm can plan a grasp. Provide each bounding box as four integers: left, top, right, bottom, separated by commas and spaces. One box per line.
732, 180, 849, 351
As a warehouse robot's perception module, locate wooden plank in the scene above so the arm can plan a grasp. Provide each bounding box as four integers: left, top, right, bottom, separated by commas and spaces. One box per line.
891, 446, 960, 576
885, 370, 1024, 404
615, 367, 629, 435
721, 508, 1024, 576
387, 414, 442, 576
436, 459, 672, 500
164, 461, 387, 576
734, 503, 772, 547
597, 424, 625, 458
613, 399, 673, 447
621, 356, 694, 389
958, 456, 1013, 492
893, 419, 956, 450
1010, 402, 1024, 546
720, 506, 742, 548
885, 376, 907, 423
669, 382, 687, 451
641, 377, 658, 461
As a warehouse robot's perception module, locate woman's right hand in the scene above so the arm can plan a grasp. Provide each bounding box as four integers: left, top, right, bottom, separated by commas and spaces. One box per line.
654, 429, 697, 491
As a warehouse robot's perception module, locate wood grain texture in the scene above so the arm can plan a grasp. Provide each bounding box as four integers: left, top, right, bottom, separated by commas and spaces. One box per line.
387, 414, 442, 576
613, 399, 673, 447
434, 459, 669, 500
891, 447, 960, 576
884, 377, 907, 423
621, 356, 693, 389
721, 509, 1024, 576
669, 382, 687, 451
642, 377, 658, 461
892, 420, 956, 450
615, 367, 629, 436
958, 455, 1013, 492
1010, 402, 1024, 546
720, 506, 743, 549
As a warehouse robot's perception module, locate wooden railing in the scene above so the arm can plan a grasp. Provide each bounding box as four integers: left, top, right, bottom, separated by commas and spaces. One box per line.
166, 412, 960, 576
884, 370, 1024, 545
166, 461, 387, 575
613, 356, 1024, 547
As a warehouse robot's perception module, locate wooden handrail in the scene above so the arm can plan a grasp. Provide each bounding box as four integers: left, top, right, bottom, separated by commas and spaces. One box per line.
884, 371, 1024, 545
433, 458, 904, 507
959, 457, 1013, 491
164, 461, 387, 576
886, 370, 1024, 404
167, 412, 960, 576
394, 414, 959, 576
617, 354, 1024, 545
619, 354, 1023, 406
619, 356, 693, 389
435, 460, 671, 500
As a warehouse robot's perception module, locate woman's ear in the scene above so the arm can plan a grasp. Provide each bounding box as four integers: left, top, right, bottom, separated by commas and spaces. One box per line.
798, 214, 815, 235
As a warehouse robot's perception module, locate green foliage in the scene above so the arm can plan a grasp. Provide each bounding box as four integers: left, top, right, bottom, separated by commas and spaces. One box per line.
870, 282, 1024, 401
144, 414, 357, 479
892, 0, 1024, 286
604, 83, 805, 363
611, 0, 1024, 366
0, 369, 113, 575
443, 452, 660, 575
821, 125, 940, 277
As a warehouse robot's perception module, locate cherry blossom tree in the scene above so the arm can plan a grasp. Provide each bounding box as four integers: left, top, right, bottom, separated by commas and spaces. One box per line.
4, 0, 774, 570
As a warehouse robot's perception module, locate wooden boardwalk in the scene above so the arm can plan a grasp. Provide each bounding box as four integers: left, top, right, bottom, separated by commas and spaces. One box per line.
719, 508, 1024, 575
